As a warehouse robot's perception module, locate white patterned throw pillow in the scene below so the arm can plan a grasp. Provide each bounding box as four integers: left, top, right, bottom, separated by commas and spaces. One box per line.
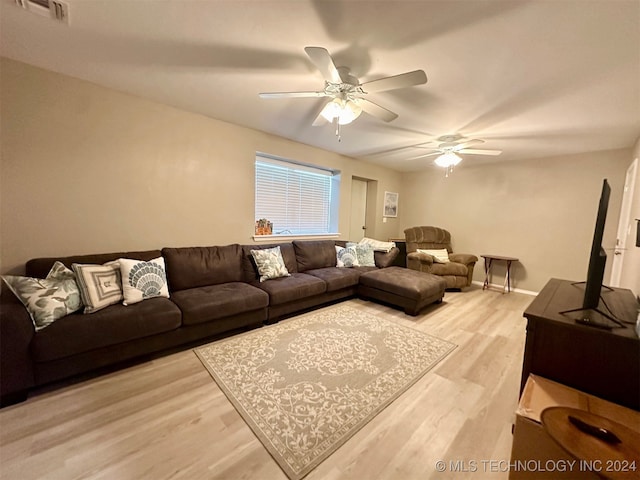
336, 245, 360, 268
1, 261, 83, 331
417, 248, 450, 263
118, 257, 170, 305
72, 261, 123, 313
250, 246, 291, 282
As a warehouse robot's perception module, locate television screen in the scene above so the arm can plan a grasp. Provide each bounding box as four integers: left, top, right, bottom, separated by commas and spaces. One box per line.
561, 179, 624, 329
583, 179, 610, 310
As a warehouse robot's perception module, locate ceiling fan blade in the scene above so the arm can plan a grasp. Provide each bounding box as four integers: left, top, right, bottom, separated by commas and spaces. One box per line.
259, 91, 327, 99
458, 148, 502, 156
452, 139, 484, 150
312, 114, 329, 126
361, 70, 427, 93
357, 98, 398, 122
413, 143, 437, 150
408, 151, 441, 160
304, 46, 342, 84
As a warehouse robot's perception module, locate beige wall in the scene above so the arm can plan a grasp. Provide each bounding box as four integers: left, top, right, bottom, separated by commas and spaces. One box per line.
2, 58, 635, 296
0, 59, 403, 275
400, 150, 630, 293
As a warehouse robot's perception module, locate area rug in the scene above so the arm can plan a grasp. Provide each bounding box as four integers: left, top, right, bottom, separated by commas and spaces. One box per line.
195, 304, 456, 480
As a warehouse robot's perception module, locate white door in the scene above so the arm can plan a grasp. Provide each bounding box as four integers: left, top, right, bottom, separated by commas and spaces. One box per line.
349, 179, 368, 241
610, 159, 638, 287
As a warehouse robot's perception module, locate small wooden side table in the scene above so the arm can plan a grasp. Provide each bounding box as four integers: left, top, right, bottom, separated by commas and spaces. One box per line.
481, 254, 518, 293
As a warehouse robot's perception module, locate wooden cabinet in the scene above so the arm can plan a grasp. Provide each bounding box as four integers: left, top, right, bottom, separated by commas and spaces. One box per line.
521, 278, 639, 411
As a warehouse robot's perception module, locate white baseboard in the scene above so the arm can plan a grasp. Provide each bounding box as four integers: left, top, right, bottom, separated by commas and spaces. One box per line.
471, 280, 538, 296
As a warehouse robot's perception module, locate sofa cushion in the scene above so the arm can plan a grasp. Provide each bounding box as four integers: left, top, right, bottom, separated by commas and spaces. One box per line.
162, 245, 244, 292
305, 267, 362, 292
359, 267, 446, 302
293, 240, 337, 272
31, 297, 182, 362
251, 273, 326, 305
170, 282, 269, 326
430, 261, 468, 277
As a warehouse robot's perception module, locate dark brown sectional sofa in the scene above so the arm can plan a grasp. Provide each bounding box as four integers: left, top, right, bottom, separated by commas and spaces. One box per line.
0, 239, 410, 407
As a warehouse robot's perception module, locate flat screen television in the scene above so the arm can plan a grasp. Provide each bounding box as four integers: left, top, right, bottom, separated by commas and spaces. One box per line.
583, 179, 610, 311
561, 178, 624, 329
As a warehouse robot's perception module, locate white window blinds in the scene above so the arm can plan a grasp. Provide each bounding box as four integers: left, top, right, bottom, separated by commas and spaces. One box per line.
255, 155, 338, 235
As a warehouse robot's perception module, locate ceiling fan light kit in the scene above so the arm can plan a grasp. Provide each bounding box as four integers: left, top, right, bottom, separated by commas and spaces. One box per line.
434, 151, 462, 168
406, 135, 503, 175
434, 151, 462, 177
259, 46, 427, 140
319, 97, 362, 125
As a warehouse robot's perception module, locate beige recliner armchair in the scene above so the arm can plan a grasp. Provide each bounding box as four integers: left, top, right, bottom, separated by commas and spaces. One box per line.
404, 226, 478, 289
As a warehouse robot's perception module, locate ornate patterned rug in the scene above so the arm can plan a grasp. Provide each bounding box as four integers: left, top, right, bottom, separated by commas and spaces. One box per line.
195, 304, 456, 480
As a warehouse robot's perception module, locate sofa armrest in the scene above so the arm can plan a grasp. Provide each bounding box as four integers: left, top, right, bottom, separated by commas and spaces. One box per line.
449, 253, 478, 266
407, 251, 435, 272
374, 247, 399, 268
0, 293, 35, 405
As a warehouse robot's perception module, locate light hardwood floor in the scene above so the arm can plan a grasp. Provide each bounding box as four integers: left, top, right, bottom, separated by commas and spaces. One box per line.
0, 286, 534, 480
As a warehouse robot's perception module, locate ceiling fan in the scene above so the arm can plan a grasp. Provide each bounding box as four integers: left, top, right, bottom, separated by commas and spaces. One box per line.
259, 47, 427, 137
408, 134, 502, 174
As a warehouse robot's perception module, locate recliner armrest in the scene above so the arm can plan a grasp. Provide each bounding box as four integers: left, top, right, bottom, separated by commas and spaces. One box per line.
407, 251, 435, 271
449, 253, 478, 266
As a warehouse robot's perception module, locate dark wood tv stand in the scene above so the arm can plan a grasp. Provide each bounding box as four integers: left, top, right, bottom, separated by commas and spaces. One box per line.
521, 278, 639, 411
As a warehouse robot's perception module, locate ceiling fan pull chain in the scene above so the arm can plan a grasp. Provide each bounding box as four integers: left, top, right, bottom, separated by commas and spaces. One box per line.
445, 164, 454, 178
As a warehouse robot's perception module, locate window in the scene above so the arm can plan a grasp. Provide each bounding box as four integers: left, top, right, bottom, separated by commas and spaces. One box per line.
255, 154, 340, 237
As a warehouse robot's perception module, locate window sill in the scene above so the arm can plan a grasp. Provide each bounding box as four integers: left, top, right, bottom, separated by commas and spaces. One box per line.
252, 233, 341, 242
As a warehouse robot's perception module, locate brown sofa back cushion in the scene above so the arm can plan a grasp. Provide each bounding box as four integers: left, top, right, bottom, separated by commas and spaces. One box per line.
162, 245, 244, 292
240, 243, 298, 282
26, 250, 161, 279
293, 240, 337, 272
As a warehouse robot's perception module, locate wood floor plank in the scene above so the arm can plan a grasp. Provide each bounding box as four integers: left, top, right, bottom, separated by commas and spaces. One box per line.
0, 286, 533, 480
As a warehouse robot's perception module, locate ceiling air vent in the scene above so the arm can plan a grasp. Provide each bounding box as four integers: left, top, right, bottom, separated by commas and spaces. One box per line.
14, 0, 69, 24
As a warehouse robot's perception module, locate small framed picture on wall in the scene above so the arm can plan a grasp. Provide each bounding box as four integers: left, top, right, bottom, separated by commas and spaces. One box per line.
383, 191, 398, 217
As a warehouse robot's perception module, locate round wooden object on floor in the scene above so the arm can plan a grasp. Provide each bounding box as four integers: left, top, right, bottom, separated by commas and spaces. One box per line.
541, 406, 640, 480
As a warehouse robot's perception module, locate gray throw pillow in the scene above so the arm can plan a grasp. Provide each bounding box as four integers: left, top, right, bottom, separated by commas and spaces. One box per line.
347, 242, 376, 267
251, 246, 291, 282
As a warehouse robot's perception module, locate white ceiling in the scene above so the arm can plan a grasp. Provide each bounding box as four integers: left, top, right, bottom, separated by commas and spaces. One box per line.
2, 0, 639, 172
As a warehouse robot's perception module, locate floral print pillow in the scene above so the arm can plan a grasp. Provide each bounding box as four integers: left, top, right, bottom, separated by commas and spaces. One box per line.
1, 261, 82, 331
347, 242, 376, 267
250, 246, 291, 282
